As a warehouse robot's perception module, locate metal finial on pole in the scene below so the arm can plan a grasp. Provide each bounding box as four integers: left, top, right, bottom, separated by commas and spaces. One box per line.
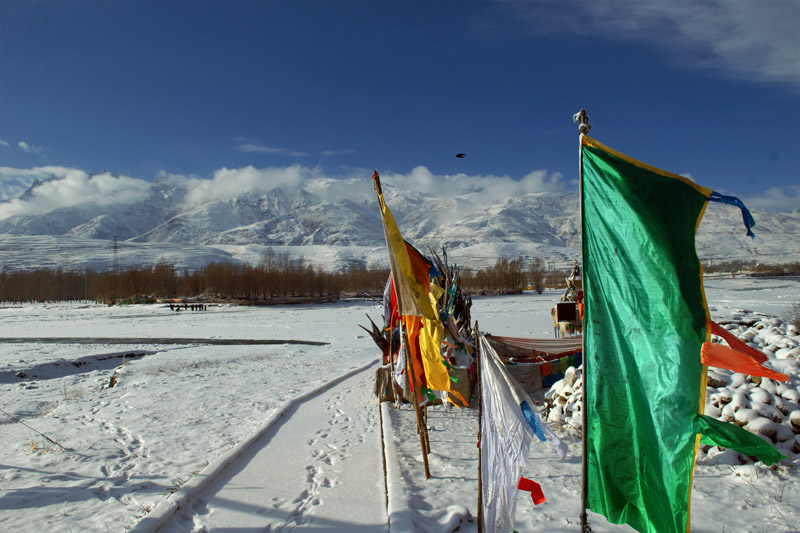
573, 109, 592, 134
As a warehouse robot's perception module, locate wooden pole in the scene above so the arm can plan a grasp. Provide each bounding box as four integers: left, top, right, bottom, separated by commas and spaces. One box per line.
475, 321, 484, 533
423, 403, 430, 454
388, 325, 398, 404
574, 110, 591, 533
403, 325, 431, 479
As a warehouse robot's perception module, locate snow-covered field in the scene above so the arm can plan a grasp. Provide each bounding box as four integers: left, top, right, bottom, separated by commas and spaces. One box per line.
1, 277, 799, 532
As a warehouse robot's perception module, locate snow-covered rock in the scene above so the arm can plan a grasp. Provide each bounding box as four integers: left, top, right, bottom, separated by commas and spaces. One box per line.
543, 317, 800, 466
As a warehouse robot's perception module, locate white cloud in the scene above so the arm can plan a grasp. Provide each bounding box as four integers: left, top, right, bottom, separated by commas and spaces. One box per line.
301, 176, 366, 203
233, 138, 355, 158
0, 166, 73, 180
501, 0, 800, 89
0, 168, 38, 201
181, 165, 312, 208
17, 141, 45, 155
0, 163, 567, 221
0, 166, 83, 202
742, 185, 800, 212
236, 144, 309, 157
383, 166, 565, 203
319, 149, 357, 156
0, 139, 45, 155
233, 137, 308, 157
178, 164, 566, 211
0, 167, 150, 220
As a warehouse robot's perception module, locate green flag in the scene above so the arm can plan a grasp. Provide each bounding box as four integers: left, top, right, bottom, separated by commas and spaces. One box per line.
580, 135, 783, 533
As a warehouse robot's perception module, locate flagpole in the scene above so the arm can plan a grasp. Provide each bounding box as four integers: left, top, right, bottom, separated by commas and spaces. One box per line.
474, 321, 483, 533
574, 109, 592, 533
383, 288, 399, 406
403, 327, 432, 478
373, 171, 432, 480
388, 324, 398, 404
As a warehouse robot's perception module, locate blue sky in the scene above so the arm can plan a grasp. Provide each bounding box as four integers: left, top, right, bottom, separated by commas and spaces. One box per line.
1, 0, 798, 214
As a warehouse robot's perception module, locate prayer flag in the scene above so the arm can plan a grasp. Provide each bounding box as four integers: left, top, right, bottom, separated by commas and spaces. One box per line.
479, 332, 565, 533
517, 477, 546, 505
580, 135, 784, 533
373, 171, 461, 399
701, 342, 788, 382
701, 321, 787, 381
373, 172, 437, 321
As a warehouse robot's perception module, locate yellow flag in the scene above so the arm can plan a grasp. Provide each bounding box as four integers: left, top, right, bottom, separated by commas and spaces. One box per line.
373, 171, 461, 398
373, 172, 437, 321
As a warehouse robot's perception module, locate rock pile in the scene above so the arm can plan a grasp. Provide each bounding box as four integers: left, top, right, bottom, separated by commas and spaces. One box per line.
543, 317, 800, 465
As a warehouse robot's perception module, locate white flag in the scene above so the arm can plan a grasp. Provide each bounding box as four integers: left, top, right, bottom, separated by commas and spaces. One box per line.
479, 332, 565, 532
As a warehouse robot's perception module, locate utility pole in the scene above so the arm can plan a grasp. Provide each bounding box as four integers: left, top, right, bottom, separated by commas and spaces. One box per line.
112, 236, 119, 305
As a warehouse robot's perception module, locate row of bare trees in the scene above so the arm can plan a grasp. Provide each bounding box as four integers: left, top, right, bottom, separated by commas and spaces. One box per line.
704, 259, 800, 276
0, 252, 570, 303
459, 257, 568, 294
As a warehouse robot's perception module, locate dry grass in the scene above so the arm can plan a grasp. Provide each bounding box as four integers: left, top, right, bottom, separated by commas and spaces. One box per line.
788, 302, 800, 331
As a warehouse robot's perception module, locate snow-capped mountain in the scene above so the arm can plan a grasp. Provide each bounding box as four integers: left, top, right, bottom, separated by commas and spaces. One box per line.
0, 174, 798, 273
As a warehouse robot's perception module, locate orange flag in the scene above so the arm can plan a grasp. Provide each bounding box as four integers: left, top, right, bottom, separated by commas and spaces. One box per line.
701, 343, 787, 382
701, 322, 787, 381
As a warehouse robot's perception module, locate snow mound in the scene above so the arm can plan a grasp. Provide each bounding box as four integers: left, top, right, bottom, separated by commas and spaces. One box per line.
543, 317, 800, 467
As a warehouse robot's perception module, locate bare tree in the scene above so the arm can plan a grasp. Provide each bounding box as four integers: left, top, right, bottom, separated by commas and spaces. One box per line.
529, 258, 546, 294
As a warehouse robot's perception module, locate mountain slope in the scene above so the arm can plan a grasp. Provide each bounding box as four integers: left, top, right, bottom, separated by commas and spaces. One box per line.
0, 174, 797, 272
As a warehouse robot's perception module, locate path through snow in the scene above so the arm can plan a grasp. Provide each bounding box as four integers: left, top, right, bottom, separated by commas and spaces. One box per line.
137, 363, 388, 532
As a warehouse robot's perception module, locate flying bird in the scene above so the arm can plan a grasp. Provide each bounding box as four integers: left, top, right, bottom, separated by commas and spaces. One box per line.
456, 153, 466, 158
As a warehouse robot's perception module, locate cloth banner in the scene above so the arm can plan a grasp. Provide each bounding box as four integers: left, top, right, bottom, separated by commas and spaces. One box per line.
373, 171, 461, 399
580, 135, 783, 533
479, 332, 565, 533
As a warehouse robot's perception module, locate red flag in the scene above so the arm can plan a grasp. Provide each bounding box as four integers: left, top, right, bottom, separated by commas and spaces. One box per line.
517, 477, 546, 505
710, 321, 767, 363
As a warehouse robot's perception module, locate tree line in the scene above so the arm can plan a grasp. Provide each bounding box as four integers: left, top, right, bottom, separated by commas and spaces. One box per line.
704, 259, 800, 277
0, 250, 570, 303
9, 252, 793, 305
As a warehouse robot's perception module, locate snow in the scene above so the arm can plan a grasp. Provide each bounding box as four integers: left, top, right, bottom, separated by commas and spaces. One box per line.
1, 277, 800, 532
2, 182, 800, 273
141, 363, 387, 532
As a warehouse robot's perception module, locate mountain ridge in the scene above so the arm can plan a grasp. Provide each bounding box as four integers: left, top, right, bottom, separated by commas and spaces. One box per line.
1, 175, 798, 273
